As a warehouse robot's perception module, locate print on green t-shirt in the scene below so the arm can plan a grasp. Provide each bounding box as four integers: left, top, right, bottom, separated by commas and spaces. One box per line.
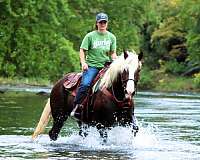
80, 31, 116, 68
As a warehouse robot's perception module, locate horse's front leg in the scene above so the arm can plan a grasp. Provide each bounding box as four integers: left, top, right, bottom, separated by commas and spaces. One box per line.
131, 114, 139, 137
96, 123, 108, 143
49, 114, 68, 141
78, 121, 89, 137
122, 109, 139, 137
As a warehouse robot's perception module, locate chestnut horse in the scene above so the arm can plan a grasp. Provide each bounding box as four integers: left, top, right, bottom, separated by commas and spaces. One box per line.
32, 51, 143, 141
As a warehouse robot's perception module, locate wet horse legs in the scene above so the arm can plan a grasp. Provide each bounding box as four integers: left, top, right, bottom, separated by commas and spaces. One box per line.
132, 115, 139, 136
78, 121, 89, 137
96, 123, 108, 143
49, 115, 68, 141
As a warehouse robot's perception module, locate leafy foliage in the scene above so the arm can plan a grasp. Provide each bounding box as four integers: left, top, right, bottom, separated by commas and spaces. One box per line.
194, 73, 200, 87
0, 0, 199, 85
150, 17, 186, 67
164, 60, 187, 75
139, 67, 155, 89
0, 0, 79, 81
178, 0, 200, 66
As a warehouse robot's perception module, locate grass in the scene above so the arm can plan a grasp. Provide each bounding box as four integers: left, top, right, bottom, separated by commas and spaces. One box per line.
138, 68, 199, 93
154, 75, 198, 92
0, 71, 199, 93
0, 77, 51, 87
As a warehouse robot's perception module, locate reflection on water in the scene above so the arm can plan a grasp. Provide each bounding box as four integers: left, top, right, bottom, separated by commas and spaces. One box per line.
0, 90, 200, 159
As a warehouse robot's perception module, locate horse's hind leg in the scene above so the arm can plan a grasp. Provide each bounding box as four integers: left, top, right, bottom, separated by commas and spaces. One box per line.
49, 115, 68, 141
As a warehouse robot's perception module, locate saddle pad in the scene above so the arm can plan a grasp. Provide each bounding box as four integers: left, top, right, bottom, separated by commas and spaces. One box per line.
63, 72, 82, 90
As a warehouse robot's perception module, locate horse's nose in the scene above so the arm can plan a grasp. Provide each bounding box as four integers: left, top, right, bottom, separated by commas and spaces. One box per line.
126, 80, 135, 96
125, 90, 135, 99
126, 89, 135, 95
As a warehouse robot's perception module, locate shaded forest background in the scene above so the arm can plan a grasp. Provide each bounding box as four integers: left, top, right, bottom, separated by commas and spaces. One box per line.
0, 0, 200, 90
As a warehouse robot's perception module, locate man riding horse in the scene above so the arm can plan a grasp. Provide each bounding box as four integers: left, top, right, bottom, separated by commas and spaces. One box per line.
70, 12, 118, 120
32, 13, 142, 141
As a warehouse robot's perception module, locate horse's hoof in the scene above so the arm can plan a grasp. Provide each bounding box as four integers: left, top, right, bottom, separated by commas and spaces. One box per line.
132, 125, 139, 137
49, 131, 58, 141
133, 125, 139, 131
79, 130, 88, 137
103, 138, 107, 144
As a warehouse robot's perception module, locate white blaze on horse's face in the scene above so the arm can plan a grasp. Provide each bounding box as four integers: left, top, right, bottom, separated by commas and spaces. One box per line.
125, 53, 139, 96
126, 68, 135, 96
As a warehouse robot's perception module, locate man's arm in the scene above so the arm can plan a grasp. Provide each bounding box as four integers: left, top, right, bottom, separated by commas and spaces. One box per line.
80, 48, 88, 71
110, 51, 118, 60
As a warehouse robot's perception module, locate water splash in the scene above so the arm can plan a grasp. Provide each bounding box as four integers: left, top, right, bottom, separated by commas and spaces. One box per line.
51, 124, 159, 151
1, 124, 200, 159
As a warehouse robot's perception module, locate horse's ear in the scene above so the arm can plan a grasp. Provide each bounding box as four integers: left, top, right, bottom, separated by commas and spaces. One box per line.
138, 51, 143, 61
123, 50, 128, 59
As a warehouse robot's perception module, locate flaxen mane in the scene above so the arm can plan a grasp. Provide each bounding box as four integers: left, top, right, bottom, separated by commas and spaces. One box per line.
99, 51, 140, 88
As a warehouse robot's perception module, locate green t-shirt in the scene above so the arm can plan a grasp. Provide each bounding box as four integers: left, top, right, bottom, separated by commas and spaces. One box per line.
80, 30, 116, 68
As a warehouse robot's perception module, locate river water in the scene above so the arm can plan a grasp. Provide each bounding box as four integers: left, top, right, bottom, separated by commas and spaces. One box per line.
0, 87, 200, 160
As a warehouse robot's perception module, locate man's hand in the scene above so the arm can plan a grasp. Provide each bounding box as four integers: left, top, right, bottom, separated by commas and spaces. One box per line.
81, 62, 88, 71
80, 48, 88, 71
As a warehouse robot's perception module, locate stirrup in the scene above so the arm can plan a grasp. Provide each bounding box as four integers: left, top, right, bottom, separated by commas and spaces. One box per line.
70, 104, 83, 120
70, 104, 79, 117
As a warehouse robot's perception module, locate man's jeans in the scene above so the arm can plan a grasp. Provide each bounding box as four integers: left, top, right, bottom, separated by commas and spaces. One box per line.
74, 67, 100, 104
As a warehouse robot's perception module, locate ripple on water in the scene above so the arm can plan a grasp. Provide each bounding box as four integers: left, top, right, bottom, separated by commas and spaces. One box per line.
0, 125, 200, 160
1, 90, 200, 159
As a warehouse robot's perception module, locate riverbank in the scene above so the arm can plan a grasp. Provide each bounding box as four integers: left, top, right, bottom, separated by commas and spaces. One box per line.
139, 69, 200, 93
0, 74, 199, 94
0, 77, 51, 87
0, 77, 51, 95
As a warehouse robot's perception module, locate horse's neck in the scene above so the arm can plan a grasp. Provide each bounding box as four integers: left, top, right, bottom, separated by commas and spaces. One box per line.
111, 75, 125, 101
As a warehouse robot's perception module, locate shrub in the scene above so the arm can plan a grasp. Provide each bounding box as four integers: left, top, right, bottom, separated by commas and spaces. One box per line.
138, 67, 155, 89
193, 73, 200, 87
164, 60, 186, 75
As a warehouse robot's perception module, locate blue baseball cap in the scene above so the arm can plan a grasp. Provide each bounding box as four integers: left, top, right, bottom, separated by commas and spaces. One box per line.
96, 13, 108, 22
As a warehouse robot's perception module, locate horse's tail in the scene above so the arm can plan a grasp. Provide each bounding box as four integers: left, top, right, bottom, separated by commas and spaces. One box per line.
32, 98, 51, 140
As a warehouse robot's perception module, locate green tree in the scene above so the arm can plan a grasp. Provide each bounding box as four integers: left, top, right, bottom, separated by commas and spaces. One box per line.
179, 0, 200, 66
0, 0, 79, 80
1, 0, 199, 84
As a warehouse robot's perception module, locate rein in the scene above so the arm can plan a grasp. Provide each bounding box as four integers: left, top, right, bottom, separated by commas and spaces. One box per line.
100, 72, 137, 109
121, 78, 138, 95
122, 78, 138, 84
100, 53, 140, 109
122, 78, 136, 83
101, 87, 133, 108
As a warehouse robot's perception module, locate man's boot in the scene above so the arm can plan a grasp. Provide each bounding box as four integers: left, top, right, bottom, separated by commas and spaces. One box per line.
70, 104, 83, 120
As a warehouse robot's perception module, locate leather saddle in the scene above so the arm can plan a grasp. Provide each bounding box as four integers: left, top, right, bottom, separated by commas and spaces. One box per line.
63, 66, 109, 95
62, 66, 110, 122
63, 72, 82, 96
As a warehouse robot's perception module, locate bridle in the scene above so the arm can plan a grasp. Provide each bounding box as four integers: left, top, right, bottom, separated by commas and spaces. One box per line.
121, 69, 139, 97
122, 78, 137, 86
101, 58, 141, 108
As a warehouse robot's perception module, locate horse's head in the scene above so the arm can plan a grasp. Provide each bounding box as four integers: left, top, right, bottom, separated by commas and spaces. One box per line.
121, 50, 143, 98
99, 50, 143, 99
